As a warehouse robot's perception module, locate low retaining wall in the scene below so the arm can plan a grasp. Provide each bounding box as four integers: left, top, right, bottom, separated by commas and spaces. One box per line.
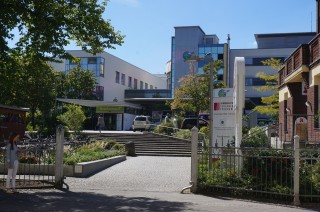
0, 155, 126, 178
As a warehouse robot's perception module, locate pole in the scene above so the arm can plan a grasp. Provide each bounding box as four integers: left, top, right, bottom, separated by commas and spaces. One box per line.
55, 125, 64, 189
293, 135, 301, 206
210, 59, 214, 147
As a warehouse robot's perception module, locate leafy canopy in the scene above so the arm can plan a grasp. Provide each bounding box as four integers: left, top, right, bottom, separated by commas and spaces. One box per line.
171, 60, 225, 115
0, 0, 124, 60
253, 58, 282, 119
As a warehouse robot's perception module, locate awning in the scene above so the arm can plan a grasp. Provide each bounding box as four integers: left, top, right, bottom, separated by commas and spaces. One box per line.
56, 98, 142, 109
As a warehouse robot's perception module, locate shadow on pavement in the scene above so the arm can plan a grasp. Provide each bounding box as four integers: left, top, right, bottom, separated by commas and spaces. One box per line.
0, 189, 193, 211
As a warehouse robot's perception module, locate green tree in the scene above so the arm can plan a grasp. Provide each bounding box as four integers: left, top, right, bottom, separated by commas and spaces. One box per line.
0, 0, 124, 61
57, 104, 86, 134
0, 53, 58, 130
62, 64, 97, 99
171, 60, 224, 116
253, 58, 282, 120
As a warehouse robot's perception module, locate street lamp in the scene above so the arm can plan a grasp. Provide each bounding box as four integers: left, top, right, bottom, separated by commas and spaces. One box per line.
184, 52, 214, 146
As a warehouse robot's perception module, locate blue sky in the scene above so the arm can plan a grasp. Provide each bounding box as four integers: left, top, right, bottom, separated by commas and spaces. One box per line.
72, 0, 316, 74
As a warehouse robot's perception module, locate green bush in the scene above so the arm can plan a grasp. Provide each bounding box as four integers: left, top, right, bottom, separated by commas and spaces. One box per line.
312, 160, 320, 192
241, 126, 269, 147
63, 139, 126, 165
176, 129, 191, 139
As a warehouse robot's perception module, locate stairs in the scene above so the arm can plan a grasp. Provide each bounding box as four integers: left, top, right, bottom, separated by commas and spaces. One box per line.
87, 132, 192, 157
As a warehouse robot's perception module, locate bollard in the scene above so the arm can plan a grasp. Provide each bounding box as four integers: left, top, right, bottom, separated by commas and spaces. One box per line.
293, 135, 300, 206
190, 126, 198, 192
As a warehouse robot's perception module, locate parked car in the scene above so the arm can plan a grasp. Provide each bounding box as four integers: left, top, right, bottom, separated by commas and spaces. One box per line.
181, 118, 208, 129
198, 113, 210, 121
132, 115, 155, 132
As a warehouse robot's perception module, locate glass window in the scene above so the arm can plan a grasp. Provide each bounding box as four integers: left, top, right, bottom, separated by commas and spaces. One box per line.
88, 58, 97, 64
140, 81, 143, 90
145, 83, 148, 89
218, 54, 223, 60
128, 76, 132, 88
88, 64, 97, 76
134, 78, 138, 89
100, 63, 104, 77
115, 71, 120, 83
218, 47, 224, 53
150, 85, 153, 89
245, 57, 253, 65
121, 73, 125, 85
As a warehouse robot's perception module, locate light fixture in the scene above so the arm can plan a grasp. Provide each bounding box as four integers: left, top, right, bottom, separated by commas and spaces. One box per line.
305, 101, 312, 112
305, 101, 311, 107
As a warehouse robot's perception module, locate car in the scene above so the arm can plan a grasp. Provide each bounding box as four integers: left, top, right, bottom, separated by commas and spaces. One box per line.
132, 115, 155, 132
198, 113, 210, 121
180, 118, 209, 129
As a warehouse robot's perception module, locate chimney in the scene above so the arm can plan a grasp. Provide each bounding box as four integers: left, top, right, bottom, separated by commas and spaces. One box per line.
317, 0, 320, 34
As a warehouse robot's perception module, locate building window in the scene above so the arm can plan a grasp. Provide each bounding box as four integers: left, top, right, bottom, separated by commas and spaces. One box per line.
115, 71, 120, 84
134, 78, 138, 89
128, 76, 132, 88
140, 81, 143, 90
145, 83, 148, 89
150, 85, 153, 89
121, 73, 125, 85
100, 58, 105, 77
88, 58, 97, 64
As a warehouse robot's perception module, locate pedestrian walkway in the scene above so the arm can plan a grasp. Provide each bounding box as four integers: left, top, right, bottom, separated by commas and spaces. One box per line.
0, 156, 319, 211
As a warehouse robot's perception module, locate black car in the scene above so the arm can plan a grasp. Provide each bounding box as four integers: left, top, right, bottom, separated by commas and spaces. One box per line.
180, 118, 208, 129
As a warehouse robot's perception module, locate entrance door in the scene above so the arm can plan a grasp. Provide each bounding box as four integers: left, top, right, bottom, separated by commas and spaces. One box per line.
105, 114, 117, 130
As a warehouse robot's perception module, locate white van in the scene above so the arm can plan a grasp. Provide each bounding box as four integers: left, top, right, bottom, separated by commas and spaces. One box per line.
132, 116, 155, 132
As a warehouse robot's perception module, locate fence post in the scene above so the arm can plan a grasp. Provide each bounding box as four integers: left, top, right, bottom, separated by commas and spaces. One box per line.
293, 135, 300, 206
55, 125, 64, 189
190, 126, 198, 192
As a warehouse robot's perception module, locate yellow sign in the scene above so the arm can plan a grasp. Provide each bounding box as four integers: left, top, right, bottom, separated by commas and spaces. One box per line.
96, 106, 124, 113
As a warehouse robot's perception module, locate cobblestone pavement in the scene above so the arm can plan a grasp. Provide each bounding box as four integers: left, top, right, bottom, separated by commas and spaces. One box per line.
0, 156, 319, 211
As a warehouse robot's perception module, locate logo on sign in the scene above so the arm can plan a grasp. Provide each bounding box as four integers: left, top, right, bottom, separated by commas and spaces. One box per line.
218, 89, 227, 97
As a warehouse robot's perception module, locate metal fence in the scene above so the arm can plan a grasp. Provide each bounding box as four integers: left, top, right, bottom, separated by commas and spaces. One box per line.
0, 127, 65, 190
194, 132, 320, 205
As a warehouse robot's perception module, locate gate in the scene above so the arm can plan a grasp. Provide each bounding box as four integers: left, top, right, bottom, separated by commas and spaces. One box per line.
0, 126, 65, 189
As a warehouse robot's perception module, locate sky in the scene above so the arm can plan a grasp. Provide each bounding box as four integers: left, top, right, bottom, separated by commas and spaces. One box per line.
70, 0, 316, 74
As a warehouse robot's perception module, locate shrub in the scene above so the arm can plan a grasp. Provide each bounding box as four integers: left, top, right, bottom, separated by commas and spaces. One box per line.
63, 139, 126, 165
312, 160, 320, 192
176, 129, 191, 139
241, 126, 269, 147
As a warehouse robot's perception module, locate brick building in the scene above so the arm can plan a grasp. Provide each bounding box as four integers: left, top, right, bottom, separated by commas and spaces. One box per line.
278, 0, 320, 144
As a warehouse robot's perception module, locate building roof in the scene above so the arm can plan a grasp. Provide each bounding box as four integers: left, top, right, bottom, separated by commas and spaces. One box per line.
0, 104, 29, 112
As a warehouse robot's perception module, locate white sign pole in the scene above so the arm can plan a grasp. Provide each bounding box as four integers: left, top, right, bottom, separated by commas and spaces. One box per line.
233, 57, 245, 148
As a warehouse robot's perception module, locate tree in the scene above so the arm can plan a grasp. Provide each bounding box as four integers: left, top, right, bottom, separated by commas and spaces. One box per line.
171, 60, 225, 116
57, 104, 86, 134
253, 58, 282, 119
61, 64, 97, 99
0, 0, 124, 61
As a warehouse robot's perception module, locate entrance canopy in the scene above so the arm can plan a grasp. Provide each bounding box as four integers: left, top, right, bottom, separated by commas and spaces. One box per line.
56, 98, 142, 109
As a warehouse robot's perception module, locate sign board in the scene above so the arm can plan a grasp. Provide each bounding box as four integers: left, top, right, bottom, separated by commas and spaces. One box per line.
295, 117, 307, 141
96, 106, 124, 113
212, 88, 235, 147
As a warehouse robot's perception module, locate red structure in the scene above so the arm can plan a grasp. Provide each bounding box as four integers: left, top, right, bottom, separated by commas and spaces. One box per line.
0, 104, 29, 142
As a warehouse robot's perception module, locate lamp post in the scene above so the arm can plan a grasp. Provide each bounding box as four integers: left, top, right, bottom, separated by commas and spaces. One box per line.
184, 52, 214, 146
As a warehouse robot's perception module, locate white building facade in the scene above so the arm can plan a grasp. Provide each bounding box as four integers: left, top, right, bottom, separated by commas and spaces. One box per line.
52, 50, 166, 131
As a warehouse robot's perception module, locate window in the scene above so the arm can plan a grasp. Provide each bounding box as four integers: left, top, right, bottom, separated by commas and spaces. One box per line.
128, 76, 132, 88
218, 54, 223, 60
150, 85, 153, 89
100, 58, 105, 77
140, 81, 143, 90
115, 71, 120, 83
134, 79, 138, 89
88, 58, 97, 64
145, 83, 148, 89
121, 73, 125, 85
